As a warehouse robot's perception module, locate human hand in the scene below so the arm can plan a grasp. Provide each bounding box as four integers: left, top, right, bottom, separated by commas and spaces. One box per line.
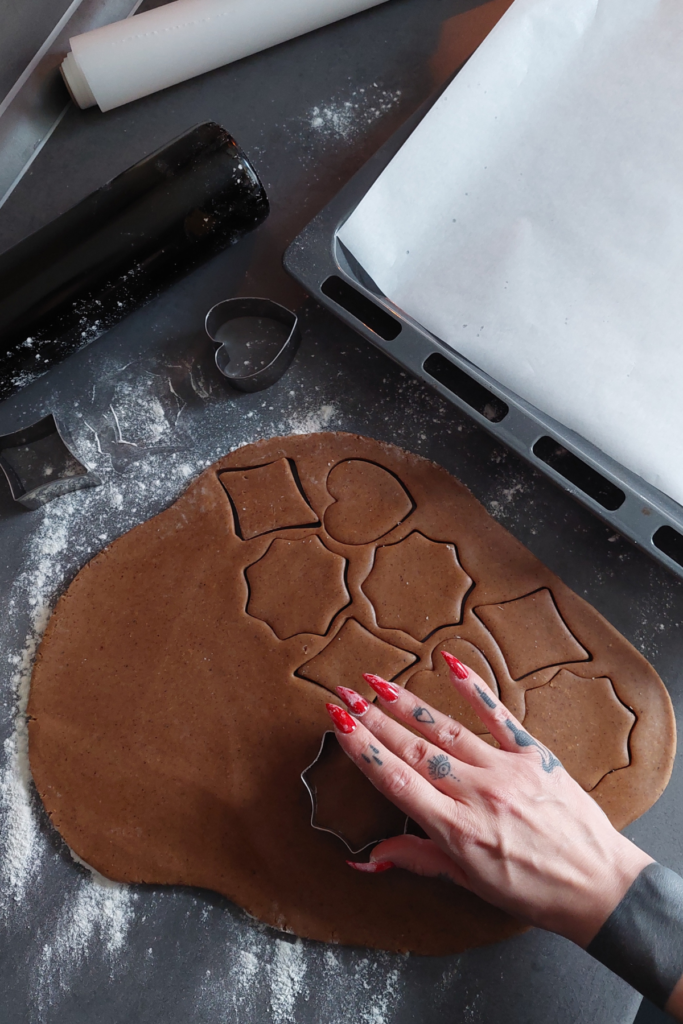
326, 653, 652, 948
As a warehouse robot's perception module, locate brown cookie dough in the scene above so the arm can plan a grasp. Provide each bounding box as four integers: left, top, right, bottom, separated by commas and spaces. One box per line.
28, 433, 676, 955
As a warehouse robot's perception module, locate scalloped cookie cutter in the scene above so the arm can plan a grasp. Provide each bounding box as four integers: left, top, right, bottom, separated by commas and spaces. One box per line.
0, 413, 101, 509
301, 730, 409, 855
205, 297, 300, 393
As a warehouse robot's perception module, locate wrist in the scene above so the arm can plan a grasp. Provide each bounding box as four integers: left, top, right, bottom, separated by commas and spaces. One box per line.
586, 862, 683, 1010
560, 837, 653, 948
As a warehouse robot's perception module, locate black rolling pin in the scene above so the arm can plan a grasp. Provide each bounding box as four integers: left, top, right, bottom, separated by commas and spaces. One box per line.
0, 121, 269, 401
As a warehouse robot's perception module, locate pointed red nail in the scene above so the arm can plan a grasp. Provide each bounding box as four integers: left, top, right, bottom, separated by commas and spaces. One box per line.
346, 860, 395, 873
362, 674, 400, 702
441, 651, 469, 680
326, 703, 357, 734
336, 686, 370, 716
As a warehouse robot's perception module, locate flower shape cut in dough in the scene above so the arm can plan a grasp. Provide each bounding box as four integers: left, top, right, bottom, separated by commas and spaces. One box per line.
523, 670, 635, 790
246, 535, 349, 639
302, 731, 407, 852
362, 532, 472, 641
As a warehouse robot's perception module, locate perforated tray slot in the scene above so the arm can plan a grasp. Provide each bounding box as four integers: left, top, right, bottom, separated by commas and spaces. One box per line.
284, 98, 683, 581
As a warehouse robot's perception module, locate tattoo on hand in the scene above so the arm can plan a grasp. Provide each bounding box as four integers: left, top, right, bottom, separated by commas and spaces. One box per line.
413, 706, 435, 724
427, 753, 460, 782
474, 683, 497, 709
504, 719, 562, 773
369, 743, 383, 766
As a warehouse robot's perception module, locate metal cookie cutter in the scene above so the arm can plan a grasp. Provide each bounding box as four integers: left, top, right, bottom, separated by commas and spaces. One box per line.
205, 297, 300, 393
0, 413, 101, 509
301, 731, 409, 855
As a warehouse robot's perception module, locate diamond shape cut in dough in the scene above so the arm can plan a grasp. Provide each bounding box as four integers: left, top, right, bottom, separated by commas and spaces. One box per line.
218, 458, 318, 540
475, 588, 589, 680
297, 618, 416, 700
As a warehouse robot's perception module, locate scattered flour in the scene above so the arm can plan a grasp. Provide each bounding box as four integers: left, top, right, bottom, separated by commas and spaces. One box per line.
0, 358, 431, 1021
34, 878, 134, 1017
268, 939, 308, 1022
307, 85, 403, 141
196, 930, 404, 1024
288, 402, 337, 435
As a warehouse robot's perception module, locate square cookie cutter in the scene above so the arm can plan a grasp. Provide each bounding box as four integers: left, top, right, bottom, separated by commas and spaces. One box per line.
283, 100, 683, 582
0, 413, 100, 509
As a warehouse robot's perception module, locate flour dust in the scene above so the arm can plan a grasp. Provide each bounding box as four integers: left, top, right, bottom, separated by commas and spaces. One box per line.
306, 85, 403, 142
0, 352, 453, 1021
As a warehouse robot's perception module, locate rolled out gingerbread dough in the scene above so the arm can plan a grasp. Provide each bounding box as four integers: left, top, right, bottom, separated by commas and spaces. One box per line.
28, 433, 676, 954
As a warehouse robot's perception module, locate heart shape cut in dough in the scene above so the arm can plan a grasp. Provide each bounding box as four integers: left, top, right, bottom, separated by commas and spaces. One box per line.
323, 459, 414, 545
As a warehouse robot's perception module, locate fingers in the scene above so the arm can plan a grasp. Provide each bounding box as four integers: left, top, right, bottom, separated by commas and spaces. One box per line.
324, 704, 457, 830
441, 652, 528, 753
441, 653, 563, 772
339, 694, 477, 792
348, 834, 469, 888
358, 675, 496, 769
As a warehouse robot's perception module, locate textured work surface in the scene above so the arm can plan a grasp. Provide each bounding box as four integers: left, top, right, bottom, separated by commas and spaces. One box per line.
28, 433, 674, 954
1, 0, 683, 1019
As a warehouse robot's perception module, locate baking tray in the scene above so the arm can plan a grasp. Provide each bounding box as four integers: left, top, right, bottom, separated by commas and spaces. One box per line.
284, 96, 683, 583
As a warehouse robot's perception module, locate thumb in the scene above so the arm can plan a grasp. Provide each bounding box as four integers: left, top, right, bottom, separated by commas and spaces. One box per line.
350, 835, 469, 888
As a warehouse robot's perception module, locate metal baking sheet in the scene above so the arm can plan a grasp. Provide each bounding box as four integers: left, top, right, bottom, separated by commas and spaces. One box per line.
284, 96, 683, 583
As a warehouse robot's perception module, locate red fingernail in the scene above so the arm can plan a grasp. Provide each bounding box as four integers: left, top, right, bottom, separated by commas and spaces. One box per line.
346, 860, 395, 873
336, 686, 369, 716
441, 651, 469, 680
362, 674, 400, 702
326, 703, 357, 734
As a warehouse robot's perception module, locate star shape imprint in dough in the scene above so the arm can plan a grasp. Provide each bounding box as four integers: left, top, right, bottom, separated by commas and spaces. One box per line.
246, 535, 349, 639
523, 670, 635, 791
362, 532, 472, 641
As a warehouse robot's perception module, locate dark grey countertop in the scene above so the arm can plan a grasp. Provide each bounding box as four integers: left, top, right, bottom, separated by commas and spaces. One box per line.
1, 1, 682, 1021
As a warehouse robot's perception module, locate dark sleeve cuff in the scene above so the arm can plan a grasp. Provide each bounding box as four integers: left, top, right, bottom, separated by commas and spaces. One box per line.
586, 862, 683, 1008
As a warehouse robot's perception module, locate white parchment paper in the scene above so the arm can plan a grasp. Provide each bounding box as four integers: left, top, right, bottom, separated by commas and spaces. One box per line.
339, 0, 683, 508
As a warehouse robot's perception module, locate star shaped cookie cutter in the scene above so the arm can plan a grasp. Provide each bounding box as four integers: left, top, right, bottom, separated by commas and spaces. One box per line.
205, 297, 300, 393
301, 730, 409, 855
0, 413, 101, 509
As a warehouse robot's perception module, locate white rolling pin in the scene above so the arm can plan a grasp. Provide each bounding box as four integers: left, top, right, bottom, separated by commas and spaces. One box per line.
61, 0, 390, 112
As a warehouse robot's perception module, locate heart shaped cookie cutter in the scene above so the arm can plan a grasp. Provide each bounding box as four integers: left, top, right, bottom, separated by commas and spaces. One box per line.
205, 297, 300, 393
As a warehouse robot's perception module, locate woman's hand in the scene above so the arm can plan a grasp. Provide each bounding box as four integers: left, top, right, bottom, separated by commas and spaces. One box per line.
326, 653, 652, 948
